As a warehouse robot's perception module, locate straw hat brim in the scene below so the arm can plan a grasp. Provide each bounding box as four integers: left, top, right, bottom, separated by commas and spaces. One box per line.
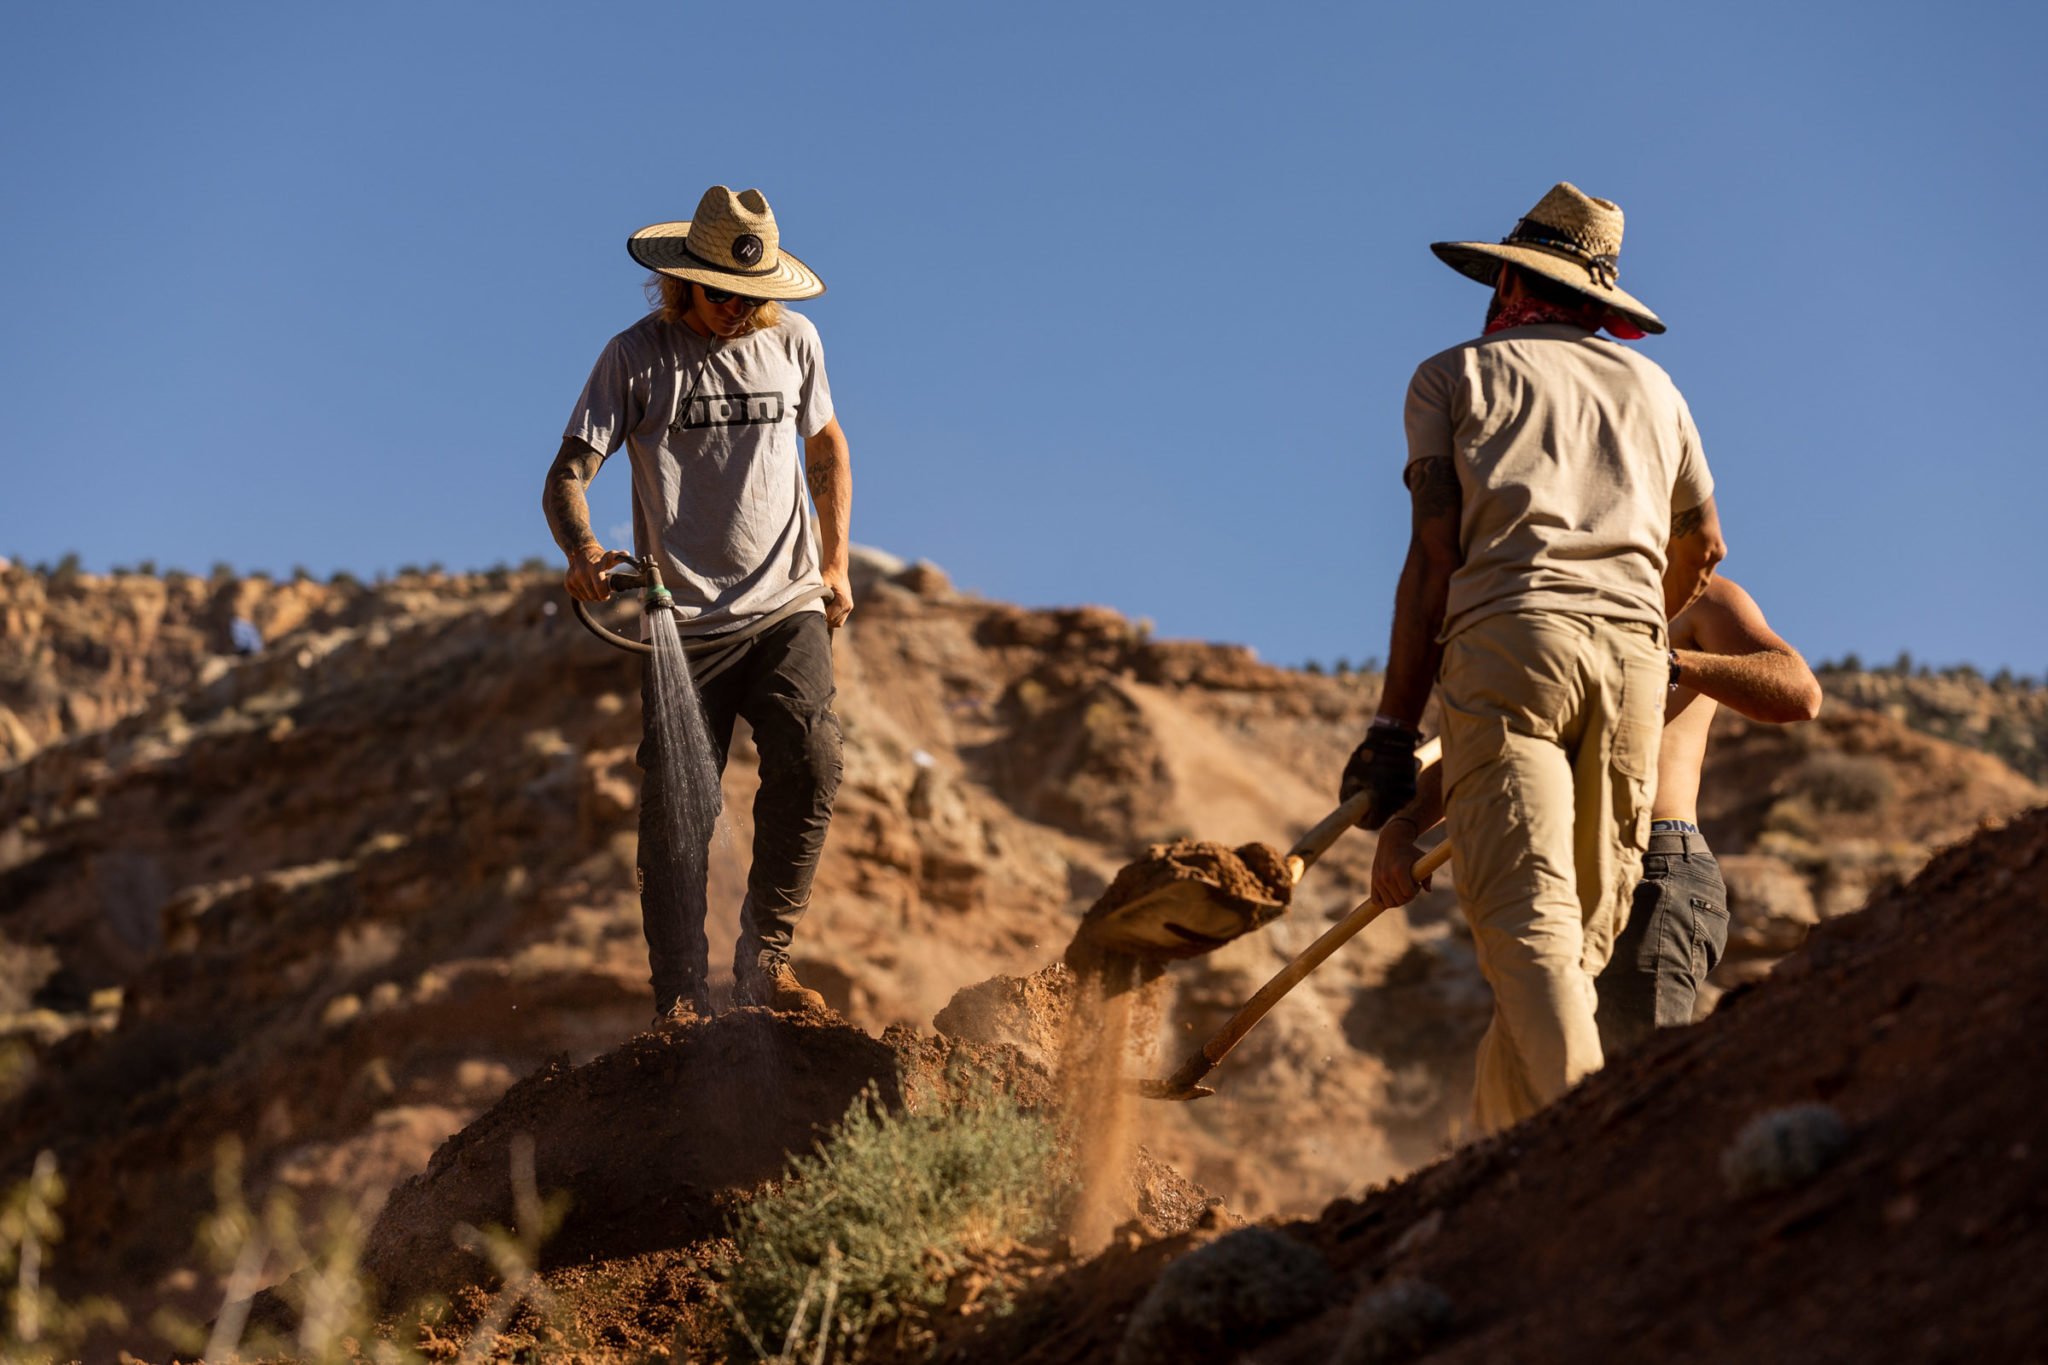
1432, 241, 1664, 335
628, 220, 825, 300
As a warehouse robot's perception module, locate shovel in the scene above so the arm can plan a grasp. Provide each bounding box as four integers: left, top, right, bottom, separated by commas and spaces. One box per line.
1138, 834, 1453, 1100
1068, 737, 1443, 964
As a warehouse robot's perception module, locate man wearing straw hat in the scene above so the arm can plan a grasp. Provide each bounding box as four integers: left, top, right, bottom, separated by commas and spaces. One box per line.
1341, 183, 1727, 1135
543, 185, 850, 1023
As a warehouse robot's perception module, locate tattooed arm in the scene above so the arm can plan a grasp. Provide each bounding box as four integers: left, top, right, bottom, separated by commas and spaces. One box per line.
1661, 495, 1727, 622
803, 418, 854, 627
543, 436, 629, 602
1377, 457, 1465, 727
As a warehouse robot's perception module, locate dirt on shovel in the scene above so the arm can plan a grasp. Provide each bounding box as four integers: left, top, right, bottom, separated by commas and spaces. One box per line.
1066, 838, 1296, 966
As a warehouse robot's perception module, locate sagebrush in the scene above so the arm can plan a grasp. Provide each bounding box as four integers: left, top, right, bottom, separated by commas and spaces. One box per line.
717, 1076, 1072, 1362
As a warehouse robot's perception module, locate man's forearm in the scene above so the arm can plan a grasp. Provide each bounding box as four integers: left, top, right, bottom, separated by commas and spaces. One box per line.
805, 436, 851, 576
543, 437, 605, 557
1379, 542, 1452, 727
1675, 647, 1823, 723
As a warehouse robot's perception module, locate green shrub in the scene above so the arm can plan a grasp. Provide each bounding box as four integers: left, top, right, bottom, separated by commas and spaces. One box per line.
717, 1077, 1070, 1362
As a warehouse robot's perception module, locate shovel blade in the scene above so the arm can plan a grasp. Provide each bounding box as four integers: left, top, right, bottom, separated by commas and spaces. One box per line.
1069, 837, 1295, 964
1131, 1078, 1216, 1101
1074, 880, 1282, 962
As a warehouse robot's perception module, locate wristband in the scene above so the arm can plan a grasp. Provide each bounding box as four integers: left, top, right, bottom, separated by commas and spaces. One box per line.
1669, 650, 1683, 691
1368, 714, 1421, 742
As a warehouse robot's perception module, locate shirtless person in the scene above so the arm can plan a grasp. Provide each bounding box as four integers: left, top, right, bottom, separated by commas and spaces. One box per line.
1371, 575, 1821, 1055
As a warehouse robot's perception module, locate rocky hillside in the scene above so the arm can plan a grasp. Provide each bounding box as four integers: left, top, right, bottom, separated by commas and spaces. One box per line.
0, 561, 2040, 1359
1817, 663, 2048, 785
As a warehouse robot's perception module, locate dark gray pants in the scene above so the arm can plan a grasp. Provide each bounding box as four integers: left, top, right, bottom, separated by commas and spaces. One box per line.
637, 611, 842, 1009
1595, 829, 1729, 1056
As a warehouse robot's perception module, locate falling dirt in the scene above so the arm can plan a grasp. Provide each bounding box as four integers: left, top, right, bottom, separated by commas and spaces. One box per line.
933, 956, 1186, 1259
1048, 953, 1170, 1257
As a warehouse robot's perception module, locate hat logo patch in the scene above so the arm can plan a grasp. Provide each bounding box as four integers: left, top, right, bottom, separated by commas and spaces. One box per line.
730, 233, 764, 267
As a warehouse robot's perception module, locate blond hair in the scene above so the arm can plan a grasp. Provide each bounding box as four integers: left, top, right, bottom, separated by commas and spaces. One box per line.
646, 273, 785, 334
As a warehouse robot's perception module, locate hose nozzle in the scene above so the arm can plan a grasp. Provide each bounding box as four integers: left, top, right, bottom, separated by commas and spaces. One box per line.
600, 556, 675, 612
639, 558, 675, 614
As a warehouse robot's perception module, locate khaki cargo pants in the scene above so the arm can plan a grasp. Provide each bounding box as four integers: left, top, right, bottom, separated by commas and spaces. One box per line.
1439, 610, 1666, 1136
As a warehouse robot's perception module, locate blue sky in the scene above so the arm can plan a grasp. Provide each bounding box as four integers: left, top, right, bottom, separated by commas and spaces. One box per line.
3, 1, 2042, 673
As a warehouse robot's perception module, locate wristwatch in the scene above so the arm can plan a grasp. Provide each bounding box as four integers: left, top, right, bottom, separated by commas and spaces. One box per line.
1669, 650, 1683, 691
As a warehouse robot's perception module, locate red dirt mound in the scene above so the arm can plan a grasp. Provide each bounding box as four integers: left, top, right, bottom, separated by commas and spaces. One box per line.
929, 804, 2048, 1364
353, 998, 1124, 1320
360, 1008, 909, 1307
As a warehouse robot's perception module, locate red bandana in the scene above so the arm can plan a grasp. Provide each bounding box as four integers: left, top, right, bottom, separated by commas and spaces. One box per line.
1485, 295, 1647, 340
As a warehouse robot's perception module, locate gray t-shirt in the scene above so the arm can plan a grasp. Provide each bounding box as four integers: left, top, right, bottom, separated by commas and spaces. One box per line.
564, 309, 835, 636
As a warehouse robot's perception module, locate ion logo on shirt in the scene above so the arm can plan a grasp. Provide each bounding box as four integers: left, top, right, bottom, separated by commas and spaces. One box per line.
676, 392, 785, 430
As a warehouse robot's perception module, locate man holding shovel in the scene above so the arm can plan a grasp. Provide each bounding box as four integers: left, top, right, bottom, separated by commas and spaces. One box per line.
543, 185, 852, 1023
1371, 575, 1821, 1056
1343, 184, 1725, 1135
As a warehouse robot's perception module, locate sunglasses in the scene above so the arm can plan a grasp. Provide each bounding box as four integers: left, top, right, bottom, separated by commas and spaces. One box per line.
701, 286, 767, 308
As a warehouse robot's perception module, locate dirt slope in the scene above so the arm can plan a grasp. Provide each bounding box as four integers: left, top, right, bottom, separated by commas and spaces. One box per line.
928, 804, 2048, 1364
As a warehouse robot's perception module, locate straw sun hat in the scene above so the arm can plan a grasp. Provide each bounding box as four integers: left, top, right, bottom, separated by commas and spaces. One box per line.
1432, 182, 1663, 335
627, 185, 825, 300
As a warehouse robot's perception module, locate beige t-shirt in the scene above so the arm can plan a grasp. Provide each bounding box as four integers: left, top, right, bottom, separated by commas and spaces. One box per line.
1404, 323, 1713, 641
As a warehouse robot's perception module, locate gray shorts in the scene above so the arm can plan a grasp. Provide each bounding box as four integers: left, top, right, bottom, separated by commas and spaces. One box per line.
1595, 823, 1729, 1056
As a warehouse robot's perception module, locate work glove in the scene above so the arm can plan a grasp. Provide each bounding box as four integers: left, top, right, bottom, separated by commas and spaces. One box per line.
1340, 722, 1421, 830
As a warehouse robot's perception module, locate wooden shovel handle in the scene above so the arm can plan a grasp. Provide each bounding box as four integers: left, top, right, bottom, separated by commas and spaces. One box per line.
1158, 837, 1454, 1096
1283, 736, 1443, 883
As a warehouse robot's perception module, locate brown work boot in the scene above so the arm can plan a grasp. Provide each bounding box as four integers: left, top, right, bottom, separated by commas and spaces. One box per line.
734, 952, 827, 1014
652, 992, 709, 1031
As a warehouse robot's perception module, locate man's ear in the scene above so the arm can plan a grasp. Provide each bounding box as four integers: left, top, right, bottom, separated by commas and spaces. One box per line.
1485, 265, 1511, 327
